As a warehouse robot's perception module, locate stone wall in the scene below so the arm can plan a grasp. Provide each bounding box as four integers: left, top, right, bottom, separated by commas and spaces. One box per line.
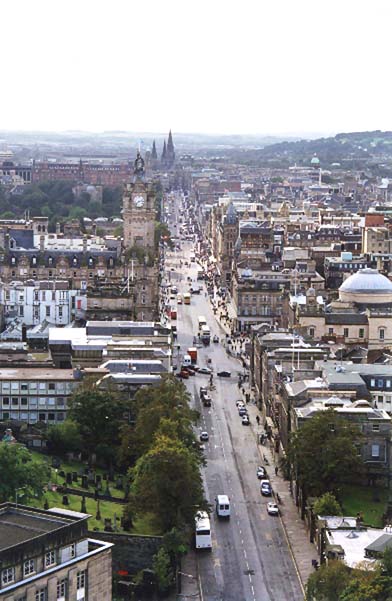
88, 531, 162, 575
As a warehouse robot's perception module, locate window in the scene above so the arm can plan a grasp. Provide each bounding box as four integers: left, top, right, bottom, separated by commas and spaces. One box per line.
328, 328, 334, 335
23, 559, 35, 577
70, 543, 76, 559
77, 570, 86, 590
57, 578, 67, 599
378, 379, 383, 388
371, 444, 380, 458
370, 379, 376, 387
329, 423, 335, 432
46, 306, 50, 317
58, 306, 63, 318
45, 550, 56, 567
373, 424, 380, 432
344, 328, 349, 338
387, 381, 391, 388
2, 397, 9, 405
39, 413, 46, 422
49, 382, 55, 391
35, 589, 47, 601
378, 396, 383, 403
309, 327, 315, 337
19, 306, 24, 317
380, 328, 385, 340
1, 567, 15, 585
12, 398, 18, 406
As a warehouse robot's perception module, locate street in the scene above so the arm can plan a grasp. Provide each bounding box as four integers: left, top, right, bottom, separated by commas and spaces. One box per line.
162, 198, 304, 601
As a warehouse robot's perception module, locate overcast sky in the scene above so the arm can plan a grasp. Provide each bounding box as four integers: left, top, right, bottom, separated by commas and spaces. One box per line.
2, 0, 391, 136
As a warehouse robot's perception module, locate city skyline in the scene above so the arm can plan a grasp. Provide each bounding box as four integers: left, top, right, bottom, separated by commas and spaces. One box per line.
1, 0, 392, 135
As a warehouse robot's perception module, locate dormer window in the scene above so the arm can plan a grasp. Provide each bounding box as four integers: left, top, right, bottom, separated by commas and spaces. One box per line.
11, 256, 16, 265
32, 256, 37, 266
88, 257, 93, 266
48, 256, 53, 266
73, 256, 78, 266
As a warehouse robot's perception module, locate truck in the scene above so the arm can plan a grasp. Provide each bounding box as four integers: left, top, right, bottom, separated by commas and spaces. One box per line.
183, 292, 191, 305
187, 347, 198, 364
200, 325, 211, 345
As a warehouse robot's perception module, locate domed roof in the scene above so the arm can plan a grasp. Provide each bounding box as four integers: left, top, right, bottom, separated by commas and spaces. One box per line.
310, 155, 320, 165
339, 269, 392, 294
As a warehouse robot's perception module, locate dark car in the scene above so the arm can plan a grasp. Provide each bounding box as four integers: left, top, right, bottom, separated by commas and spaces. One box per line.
238, 407, 248, 416
177, 370, 190, 379
217, 370, 231, 378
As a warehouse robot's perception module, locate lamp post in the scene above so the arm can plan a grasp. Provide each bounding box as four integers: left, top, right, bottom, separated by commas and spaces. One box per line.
15, 487, 25, 508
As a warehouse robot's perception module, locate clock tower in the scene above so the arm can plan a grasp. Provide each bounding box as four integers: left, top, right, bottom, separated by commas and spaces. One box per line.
122, 152, 156, 249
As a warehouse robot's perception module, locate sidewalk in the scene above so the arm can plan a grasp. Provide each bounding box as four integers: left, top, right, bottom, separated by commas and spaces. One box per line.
169, 551, 200, 601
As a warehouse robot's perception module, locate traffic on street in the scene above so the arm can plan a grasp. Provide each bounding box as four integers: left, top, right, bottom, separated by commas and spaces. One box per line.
160, 192, 304, 601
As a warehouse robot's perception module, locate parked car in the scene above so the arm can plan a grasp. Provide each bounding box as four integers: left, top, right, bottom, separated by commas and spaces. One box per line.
238, 407, 248, 416
241, 415, 250, 426
177, 370, 190, 379
236, 400, 245, 408
184, 367, 195, 375
257, 466, 267, 479
267, 502, 279, 516
260, 480, 272, 496
200, 386, 208, 398
213, 335, 219, 343
200, 431, 209, 442
217, 370, 231, 378
198, 367, 212, 375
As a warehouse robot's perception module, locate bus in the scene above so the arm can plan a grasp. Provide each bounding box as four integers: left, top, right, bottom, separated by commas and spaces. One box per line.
195, 511, 212, 550
183, 292, 191, 305
200, 324, 211, 345
197, 316, 207, 332
196, 265, 204, 280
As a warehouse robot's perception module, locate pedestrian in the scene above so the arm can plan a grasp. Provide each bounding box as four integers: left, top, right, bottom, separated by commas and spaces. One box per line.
242, 387, 245, 396
256, 415, 260, 426
275, 466, 278, 476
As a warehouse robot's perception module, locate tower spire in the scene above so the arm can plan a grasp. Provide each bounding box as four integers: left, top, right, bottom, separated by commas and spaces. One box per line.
166, 130, 175, 167
161, 140, 167, 163
151, 140, 157, 160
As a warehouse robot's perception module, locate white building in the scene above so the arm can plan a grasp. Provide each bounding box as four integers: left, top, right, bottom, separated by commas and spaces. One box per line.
1, 280, 86, 326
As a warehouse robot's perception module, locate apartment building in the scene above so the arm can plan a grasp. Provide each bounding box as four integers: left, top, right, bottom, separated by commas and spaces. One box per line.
0, 503, 112, 600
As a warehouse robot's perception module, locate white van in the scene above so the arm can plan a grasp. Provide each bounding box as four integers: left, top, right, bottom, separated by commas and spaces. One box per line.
182, 354, 192, 367
215, 495, 230, 519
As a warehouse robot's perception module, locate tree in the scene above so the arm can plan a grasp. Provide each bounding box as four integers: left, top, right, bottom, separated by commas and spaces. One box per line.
46, 420, 83, 457
306, 560, 352, 601
313, 492, 343, 517
288, 409, 363, 498
129, 434, 205, 531
67, 382, 131, 464
119, 377, 199, 466
152, 547, 174, 594
0, 443, 48, 502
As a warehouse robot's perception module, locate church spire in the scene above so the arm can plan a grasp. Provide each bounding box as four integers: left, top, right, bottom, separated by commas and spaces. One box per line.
166, 130, 175, 167
151, 140, 157, 160
161, 140, 167, 163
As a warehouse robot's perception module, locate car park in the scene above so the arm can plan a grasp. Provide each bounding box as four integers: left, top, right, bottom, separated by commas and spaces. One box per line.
241, 415, 250, 426
260, 480, 272, 496
217, 370, 231, 378
200, 431, 209, 441
267, 502, 279, 516
257, 466, 267, 479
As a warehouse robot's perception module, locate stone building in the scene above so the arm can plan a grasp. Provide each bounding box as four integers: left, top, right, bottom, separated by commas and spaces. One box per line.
291, 268, 392, 350
0, 503, 112, 600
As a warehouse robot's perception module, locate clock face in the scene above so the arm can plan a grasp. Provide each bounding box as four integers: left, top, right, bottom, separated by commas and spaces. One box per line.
133, 195, 145, 208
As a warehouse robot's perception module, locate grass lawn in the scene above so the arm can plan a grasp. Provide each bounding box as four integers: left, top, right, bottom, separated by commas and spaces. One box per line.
341, 484, 388, 527
27, 451, 160, 536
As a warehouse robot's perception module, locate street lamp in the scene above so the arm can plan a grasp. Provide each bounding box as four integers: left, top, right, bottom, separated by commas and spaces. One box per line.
15, 487, 25, 508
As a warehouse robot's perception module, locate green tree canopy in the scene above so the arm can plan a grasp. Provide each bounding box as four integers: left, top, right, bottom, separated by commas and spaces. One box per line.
129, 433, 205, 531
67, 382, 131, 463
0, 443, 48, 502
46, 420, 83, 457
313, 492, 343, 517
119, 377, 199, 466
288, 409, 363, 497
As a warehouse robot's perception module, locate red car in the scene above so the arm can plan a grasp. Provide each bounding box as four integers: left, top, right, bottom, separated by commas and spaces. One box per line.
177, 370, 190, 379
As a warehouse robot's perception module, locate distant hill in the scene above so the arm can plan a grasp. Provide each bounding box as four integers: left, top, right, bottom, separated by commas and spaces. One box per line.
252, 130, 392, 166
